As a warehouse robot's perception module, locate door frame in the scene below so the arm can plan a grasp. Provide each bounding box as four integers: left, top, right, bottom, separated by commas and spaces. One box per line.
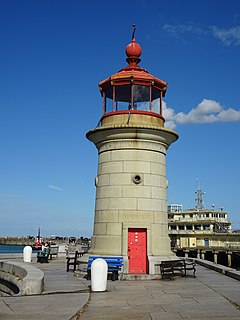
128, 227, 148, 274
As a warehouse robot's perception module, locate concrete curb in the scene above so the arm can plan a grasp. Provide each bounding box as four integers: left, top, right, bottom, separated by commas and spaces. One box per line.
195, 258, 240, 281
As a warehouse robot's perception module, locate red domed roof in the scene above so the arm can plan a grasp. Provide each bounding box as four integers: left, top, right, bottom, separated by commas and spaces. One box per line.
99, 26, 167, 95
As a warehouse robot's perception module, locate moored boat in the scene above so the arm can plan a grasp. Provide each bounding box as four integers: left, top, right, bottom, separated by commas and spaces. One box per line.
31, 227, 42, 251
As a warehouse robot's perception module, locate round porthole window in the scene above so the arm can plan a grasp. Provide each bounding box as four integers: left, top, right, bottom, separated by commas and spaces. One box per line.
133, 174, 142, 184
95, 176, 98, 187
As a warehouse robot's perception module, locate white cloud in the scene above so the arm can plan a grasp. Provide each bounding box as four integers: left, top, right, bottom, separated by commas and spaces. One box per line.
162, 23, 206, 41
217, 108, 240, 121
210, 26, 240, 46
162, 101, 177, 129
162, 24, 194, 38
163, 99, 240, 129
48, 185, 64, 191
162, 23, 240, 46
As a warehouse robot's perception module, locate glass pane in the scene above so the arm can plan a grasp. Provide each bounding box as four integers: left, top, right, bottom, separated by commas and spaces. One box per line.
133, 85, 150, 111
105, 88, 113, 113
152, 98, 160, 113
115, 85, 131, 102
105, 98, 112, 113
152, 87, 160, 100
134, 101, 150, 111
151, 88, 160, 113
106, 97, 112, 113
133, 85, 150, 102
115, 100, 130, 111
105, 87, 113, 99
114, 85, 131, 111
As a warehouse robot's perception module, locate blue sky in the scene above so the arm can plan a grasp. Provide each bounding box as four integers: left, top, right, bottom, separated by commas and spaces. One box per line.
1, 0, 240, 237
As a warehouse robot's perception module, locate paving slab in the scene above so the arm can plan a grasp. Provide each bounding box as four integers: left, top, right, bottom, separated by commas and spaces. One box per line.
0, 257, 90, 320
80, 264, 240, 320
1, 257, 240, 320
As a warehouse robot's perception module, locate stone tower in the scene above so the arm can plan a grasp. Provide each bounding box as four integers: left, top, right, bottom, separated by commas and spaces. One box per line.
86, 27, 178, 274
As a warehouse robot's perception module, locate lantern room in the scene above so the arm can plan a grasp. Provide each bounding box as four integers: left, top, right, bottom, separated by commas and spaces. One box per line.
98, 26, 167, 128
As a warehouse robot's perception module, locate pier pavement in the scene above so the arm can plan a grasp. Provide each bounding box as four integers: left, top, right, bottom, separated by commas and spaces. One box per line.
0, 256, 240, 319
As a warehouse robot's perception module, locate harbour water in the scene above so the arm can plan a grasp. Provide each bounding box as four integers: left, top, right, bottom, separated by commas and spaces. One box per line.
0, 244, 27, 254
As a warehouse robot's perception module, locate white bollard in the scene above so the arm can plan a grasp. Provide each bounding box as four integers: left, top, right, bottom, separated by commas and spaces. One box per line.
23, 245, 32, 262
91, 258, 108, 292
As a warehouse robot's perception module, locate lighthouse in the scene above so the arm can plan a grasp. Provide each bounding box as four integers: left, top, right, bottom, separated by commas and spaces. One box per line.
86, 27, 178, 275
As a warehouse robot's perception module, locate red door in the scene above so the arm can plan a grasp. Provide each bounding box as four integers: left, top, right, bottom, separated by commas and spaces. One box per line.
128, 228, 147, 274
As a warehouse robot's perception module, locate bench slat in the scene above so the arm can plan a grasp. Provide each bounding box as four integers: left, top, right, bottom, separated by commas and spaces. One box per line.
156, 259, 196, 279
66, 251, 84, 272
86, 256, 123, 281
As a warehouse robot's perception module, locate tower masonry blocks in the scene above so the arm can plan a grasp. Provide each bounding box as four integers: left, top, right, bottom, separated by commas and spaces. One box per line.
84, 29, 178, 274
87, 122, 178, 273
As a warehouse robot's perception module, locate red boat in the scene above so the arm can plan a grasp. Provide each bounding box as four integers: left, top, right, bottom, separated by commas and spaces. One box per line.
31, 227, 43, 251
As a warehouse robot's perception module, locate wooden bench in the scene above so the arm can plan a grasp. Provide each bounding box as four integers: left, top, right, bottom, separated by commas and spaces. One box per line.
49, 246, 59, 260
184, 259, 197, 277
66, 251, 84, 272
37, 250, 49, 263
86, 256, 123, 281
156, 259, 196, 279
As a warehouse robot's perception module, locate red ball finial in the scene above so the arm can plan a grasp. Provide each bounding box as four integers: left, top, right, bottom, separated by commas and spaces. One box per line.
125, 24, 142, 65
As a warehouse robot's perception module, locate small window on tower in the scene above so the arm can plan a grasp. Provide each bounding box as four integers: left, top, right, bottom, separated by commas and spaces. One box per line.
133, 174, 142, 184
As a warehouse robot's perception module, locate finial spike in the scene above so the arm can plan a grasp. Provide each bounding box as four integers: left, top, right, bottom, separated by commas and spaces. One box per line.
132, 24, 136, 40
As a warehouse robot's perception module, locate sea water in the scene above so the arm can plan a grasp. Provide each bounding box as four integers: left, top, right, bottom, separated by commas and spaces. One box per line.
0, 244, 25, 254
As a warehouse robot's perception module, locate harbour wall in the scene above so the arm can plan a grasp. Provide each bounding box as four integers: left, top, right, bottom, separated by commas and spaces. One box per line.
0, 237, 66, 246
0, 237, 35, 246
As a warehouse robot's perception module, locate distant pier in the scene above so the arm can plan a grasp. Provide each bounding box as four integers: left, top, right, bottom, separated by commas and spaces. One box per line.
0, 236, 65, 246
0, 237, 34, 246
174, 246, 240, 269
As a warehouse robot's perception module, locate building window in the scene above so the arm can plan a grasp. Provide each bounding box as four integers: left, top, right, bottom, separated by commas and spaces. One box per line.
203, 224, 210, 230
167, 204, 183, 213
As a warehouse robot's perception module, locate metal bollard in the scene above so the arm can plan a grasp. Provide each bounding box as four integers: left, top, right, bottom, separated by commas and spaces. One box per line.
23, 245, 32, 262
91, 258, 108, 292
